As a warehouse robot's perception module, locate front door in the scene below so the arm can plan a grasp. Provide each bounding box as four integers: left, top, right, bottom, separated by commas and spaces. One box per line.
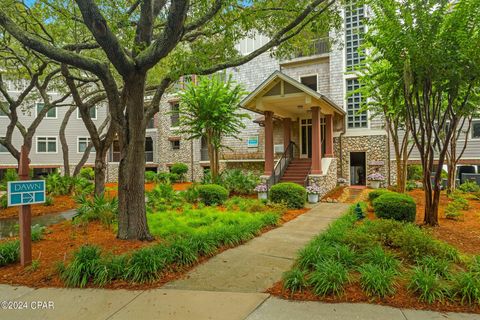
350, 152, 366, 185
300, 118, 312, 158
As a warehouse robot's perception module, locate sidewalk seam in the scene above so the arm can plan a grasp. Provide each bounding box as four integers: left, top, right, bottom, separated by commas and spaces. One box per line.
104, 290, 145, 320
241, 294, 271, 320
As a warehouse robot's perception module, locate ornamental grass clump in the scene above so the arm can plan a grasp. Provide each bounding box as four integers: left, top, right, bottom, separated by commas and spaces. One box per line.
283, 267, 308, 295
309, 259, 349, 296
358, 263, 397, 297
408, 266, 447, 304
0, 240, 19, 267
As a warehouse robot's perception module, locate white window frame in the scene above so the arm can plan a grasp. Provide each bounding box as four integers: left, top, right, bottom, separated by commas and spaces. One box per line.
299, 74, 319, 92
247, 136, 259, 148
76, 106, 97, 120
472, 120, 480, 140
0, 137, 8, 153
35, 102, 57, 119
77, 137, 95, 154
36, 136, 58, 154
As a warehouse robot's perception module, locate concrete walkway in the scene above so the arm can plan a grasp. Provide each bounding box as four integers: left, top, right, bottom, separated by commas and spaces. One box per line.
163, 202, 349, 292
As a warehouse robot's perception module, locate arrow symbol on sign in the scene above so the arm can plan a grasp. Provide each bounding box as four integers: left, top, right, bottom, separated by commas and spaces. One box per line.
23, 192, 34, 203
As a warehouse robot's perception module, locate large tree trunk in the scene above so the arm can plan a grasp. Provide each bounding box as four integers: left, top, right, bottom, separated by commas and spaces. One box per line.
117, 74, 152, 240
93, 149, 107, 196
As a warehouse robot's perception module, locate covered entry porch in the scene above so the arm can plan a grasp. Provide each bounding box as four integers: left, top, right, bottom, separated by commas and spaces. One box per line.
241, 71, 345, 186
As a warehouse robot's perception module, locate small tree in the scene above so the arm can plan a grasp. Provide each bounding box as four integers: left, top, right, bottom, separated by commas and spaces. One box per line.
178, 76, 248, 180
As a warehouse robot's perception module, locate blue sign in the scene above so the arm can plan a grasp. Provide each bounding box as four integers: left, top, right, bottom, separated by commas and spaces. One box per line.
7, 180, 46, 207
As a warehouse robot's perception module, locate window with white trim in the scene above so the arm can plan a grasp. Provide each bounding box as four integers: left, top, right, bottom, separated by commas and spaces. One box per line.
37, 137, 57, 153
247, 136, 259, 148
472, 121, 480, 139
346, 79, 368, 128
300, 75, 318, 91
345, 0, 365, 70
77, 106, 97, 120
36, 103, 57, 119
78, 137, 95, 153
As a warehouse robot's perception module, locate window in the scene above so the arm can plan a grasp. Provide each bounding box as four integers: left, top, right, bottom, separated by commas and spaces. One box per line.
36, 103, 57, 119
147, 116, 155, 129
145, 137, 154, 162
78, 137, 95, 153
0, 138, 8, 153
472, 121, 480, 139
77, 106, 97, 120
170, 103, 180, 127
346, 79, 368, 128
37, 137, 57, 153
247, 136, 259, 148
171, 140, 180, 150
345, 0, 365, 69
300, 75, 318, 91
110, 140, 120, 162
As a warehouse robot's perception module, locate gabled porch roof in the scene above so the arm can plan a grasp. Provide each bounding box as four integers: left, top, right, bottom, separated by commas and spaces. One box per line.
240, 70, 346, 118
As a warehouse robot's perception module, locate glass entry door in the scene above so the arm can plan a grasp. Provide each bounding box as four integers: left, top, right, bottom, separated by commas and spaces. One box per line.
300, 118, 312, 158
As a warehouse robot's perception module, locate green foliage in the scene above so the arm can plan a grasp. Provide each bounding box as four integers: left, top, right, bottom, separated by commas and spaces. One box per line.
408, 267, 446, 304
31, 224, 46, 242
0, 240, 19, 266
358, 263, 396, 297
222, 169, 259, 195
368, 189, 393, 202
60, 245, 102, 287
269, 182, 306, 209
406, 180, 417, 191
224, 196, 270, 213
43, 195, 54, 206
147, 183, 183, 211
458, 180, 480, 193
361, 246, 399, 272
283, 268, 308, 294
170, 163, 188, 182
452, 271, 480, 305
93, 254, 127, 286
79, 167, 94, 180
373, 193, 416, 222
124, 247, 165, 283
74, 194, 118, 226
415, 256, 451, 279
44, 173, 73, 196
27, 259, 40, 272
0, 194, 7, 209
3, 168, 18, 183
197, 184, 229, 206
145, 171, 157, 183
309, 259, 349, 296
71, 177, 94, 196
180, 185, 199, 203
407, 165, 423, 181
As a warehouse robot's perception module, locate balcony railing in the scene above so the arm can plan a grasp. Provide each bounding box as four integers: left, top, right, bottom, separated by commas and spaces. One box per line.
290, 37, 330, 59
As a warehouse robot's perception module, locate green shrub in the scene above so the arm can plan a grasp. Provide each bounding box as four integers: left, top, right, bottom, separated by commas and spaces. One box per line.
406, 180, 417, 191
43, 195, 54, 206
93, 254, 127, 286
44, 173, 73, 196
224, 196, 269, 213
407, 165, 423, 181
445, 203, 464, 220
0, 194, 7, 209
167, 238, 199, 266
361, 246, 399, 271
0, 240, 20, 266
368, 189, 392, 202
452, 271, 480, 305
373, 193, 416, 222
283, 268, 307, 294
124, 247, 165, 283
72, 177, 94, 196
342, 228, 377, 252
60, 245, 102, 287
222, 169, 259, 195
170, 163, 188, 182
358, 263, 396, 297
147, 183, 183, 211
145, 171, 157, 182
309, 259, 349, 296
31, 224, 46, 242
74, 194, 118, 226
408, 266, 446, 304
269, 182, 306, 209
79, 167, 95, 180
415, 256, 451, 278
181, 185, 199, 203
197, 184, 229, 205
458, 180, 480, 193
3, 168, 19, 183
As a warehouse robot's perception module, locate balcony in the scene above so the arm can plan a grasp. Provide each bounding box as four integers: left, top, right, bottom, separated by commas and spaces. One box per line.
282, 38, 330, 64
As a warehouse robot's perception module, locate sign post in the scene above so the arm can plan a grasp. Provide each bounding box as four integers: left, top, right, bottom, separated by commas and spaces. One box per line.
18, 146, 32, 266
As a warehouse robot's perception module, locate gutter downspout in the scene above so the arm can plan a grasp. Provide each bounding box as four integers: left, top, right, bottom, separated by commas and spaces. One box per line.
339, 117, 347, 180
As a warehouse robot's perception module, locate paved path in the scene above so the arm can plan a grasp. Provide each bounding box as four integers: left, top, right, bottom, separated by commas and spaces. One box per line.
163, 202, 349, 292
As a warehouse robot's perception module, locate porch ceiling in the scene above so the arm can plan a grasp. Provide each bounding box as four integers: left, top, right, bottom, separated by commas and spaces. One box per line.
240, 70, 346, 119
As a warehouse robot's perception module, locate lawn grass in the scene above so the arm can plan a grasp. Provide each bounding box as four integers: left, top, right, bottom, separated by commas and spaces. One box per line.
282, 202, 480, 307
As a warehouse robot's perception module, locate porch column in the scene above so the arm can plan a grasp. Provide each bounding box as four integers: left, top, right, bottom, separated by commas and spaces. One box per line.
311, 106, 323, 174
283, 118, 291, 149
325, 114, 334, 157
264, 111, 274, 176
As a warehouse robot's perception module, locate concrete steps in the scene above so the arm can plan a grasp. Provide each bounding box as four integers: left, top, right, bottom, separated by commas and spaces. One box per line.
279, 159, 311, 186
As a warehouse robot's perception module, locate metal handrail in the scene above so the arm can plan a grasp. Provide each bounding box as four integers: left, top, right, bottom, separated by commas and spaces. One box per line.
267, 141, 296, 188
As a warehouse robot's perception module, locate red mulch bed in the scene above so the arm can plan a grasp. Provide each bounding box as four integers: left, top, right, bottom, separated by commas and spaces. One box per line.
322, 186, 346, 201
0, 205, 309, 290
0, 195, 77, 220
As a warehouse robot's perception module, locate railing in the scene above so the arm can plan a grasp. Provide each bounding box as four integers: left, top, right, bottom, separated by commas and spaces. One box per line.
267, 141, 296, 188
291, 38, 330, 59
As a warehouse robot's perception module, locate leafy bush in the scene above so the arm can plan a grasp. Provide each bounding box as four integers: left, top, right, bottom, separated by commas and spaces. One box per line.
415, 256, 451, 278
124, 247, 166, 283
368, 189, 393, 202
71, 177, 94, 196
408, 266, 446, 303
452, 271, 480, 305
269, 182, 306, 209
31, 224, 46, 242
361, 246, 399, 271
407, 165, 423, 181
358, 263, 396, 297
79, 167, 95, 180
0, 240, 19, 266
373, 193, 416, 222
222, 169, 259, 195
44, 173, 73, 196
406, 180, 417, 191
60, 245, 102, 287
147, 183, 183, 211
145, 171, 157, 183
181, 185, 199, 203
0, 194, 7, 209
283, 268, 307, 294
309, 259, 349, 296
43, 195, 54, 206
224, 196, 269, 213
197, 184, 229, 205
93, 254, 127, 286
170, 163, 188, 182
458, 180, 480, 193
74, 194, 118, 226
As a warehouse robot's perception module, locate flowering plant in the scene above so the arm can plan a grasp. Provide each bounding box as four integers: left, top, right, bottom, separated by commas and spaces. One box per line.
254, 183, 268, 193
306, 184, 323, 195
367, 173, 385, 181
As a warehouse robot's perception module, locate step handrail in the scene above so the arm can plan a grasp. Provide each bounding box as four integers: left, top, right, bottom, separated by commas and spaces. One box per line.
267, 141, 296, 188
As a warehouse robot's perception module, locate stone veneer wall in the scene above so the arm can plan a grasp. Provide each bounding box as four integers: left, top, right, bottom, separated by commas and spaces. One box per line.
333, 134, 389, 187
106, 163, 119, 182
307, 158, 338, 197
